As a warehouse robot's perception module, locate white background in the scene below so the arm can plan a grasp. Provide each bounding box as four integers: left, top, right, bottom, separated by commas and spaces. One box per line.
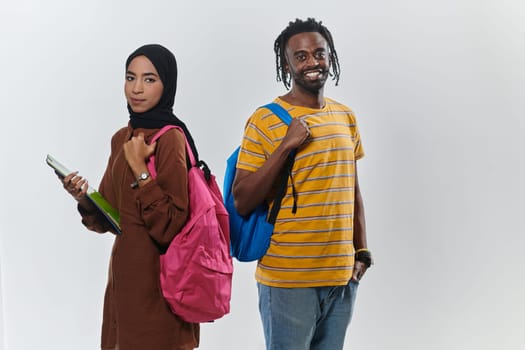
1, 0, 524, 349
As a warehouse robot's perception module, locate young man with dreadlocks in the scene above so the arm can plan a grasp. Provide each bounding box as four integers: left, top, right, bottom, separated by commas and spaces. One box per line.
232, 18, 372, 349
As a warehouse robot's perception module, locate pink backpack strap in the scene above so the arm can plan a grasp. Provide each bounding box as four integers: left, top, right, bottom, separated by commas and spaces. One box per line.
146, 125, 197, 179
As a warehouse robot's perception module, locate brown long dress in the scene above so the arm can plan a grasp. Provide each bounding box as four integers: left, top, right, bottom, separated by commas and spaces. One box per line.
79, 125, 200, 350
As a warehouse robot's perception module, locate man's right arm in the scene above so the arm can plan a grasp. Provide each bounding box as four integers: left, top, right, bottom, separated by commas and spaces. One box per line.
233, 118, 310, 216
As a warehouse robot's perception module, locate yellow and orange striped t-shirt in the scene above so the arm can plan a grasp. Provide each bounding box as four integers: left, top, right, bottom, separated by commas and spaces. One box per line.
237, 97, 365, 288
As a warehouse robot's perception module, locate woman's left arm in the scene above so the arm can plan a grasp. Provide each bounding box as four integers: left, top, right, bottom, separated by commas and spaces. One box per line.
126, 129, 189, 247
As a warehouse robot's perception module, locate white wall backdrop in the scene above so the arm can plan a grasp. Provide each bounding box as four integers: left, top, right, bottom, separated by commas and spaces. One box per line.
0, 255, 4, 349
1, 0, 524, 349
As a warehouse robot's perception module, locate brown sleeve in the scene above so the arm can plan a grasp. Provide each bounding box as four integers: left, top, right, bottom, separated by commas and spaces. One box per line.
77, 203, 114, 233
77, 128, 126, 235
133, 128, 189, 247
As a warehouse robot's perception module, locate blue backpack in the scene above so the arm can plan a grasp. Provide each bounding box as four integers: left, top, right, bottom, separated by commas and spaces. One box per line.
223, 103, 295, 262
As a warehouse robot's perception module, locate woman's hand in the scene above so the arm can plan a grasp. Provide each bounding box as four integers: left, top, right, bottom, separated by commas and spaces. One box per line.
60, 171, 89, 201
123, 132, 156, 169
60, 171, 105, 230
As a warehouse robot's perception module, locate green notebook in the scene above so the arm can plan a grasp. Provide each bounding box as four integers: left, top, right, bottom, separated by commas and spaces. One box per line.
46, 154, 121, 234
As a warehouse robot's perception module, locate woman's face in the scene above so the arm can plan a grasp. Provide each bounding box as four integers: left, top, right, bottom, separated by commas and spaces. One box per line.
125, 55, 164, 113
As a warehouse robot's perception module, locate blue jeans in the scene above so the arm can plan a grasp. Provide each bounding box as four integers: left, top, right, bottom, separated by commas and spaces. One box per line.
257, 280, 359, 350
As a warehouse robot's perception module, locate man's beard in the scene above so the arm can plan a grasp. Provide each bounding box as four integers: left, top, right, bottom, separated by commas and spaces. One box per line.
290, 67, 329, 93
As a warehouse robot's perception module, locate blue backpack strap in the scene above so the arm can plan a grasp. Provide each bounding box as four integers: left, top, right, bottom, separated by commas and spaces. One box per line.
260, 102, 293, 125
259, 102, 298, 219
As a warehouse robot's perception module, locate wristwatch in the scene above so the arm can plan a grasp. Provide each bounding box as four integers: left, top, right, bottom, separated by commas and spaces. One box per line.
131, 171, 150, 189
138, 172, 150, 182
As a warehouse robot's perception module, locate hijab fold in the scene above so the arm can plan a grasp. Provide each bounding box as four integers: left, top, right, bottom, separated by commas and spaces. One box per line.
126, 44, 199, 162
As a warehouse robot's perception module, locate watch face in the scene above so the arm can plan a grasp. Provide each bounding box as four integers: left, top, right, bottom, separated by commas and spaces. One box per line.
140, 172, 149, 180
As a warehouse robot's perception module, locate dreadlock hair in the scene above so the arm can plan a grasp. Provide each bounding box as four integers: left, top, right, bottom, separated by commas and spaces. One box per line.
274, 18, 341, 90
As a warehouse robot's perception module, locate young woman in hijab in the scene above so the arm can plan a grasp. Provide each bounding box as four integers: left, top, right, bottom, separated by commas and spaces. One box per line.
58, 44, 200, 350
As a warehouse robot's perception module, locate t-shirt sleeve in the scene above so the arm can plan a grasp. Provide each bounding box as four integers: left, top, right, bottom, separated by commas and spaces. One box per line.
349, 110, 365, 160
236, 111, 271, 172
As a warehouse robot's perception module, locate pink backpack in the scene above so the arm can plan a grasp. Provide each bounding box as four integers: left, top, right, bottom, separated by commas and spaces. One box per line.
147, 125, 233, 323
